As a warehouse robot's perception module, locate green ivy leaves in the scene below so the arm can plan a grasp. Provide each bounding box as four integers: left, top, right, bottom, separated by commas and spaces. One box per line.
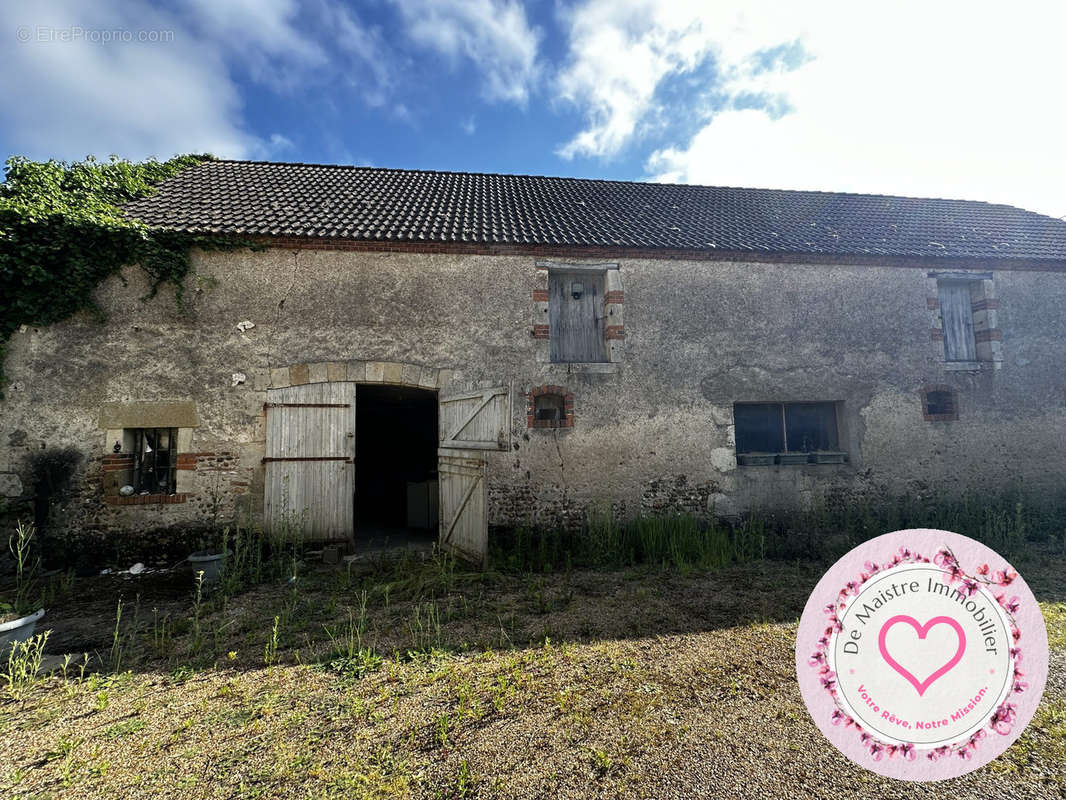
0, 154, 214, 395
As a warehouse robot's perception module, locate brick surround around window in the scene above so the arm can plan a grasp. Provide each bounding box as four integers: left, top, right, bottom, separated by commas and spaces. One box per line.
100, 450, 240, 505
921, 385, 959, 421
926, 272, 1003, 369
527, 385, 575, 429
532, 262, 624, 365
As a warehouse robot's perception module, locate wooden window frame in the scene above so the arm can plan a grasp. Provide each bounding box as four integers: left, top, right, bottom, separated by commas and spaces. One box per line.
937, 279, 979, 363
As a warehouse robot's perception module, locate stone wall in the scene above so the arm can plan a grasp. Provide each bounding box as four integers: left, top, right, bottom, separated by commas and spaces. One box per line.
1, 246, 1064, 546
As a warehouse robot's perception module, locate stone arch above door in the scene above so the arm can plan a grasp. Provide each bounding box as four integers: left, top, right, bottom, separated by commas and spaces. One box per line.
267, 360, 451, 391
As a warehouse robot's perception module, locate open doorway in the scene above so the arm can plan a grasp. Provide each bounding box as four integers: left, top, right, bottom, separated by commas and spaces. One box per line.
355, 384, 439, 549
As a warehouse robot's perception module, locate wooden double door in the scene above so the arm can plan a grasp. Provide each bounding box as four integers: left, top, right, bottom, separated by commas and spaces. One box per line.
264, 382, 508, 565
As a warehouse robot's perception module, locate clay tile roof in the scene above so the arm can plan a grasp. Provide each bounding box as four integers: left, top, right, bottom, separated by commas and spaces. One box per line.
122, 160, 1066, 264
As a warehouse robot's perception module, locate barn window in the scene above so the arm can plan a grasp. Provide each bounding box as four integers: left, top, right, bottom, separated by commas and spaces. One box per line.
933, 273, 999, 367
535, 394, 565, 422
527, 386, 574, 428
129, 427, 178, 494
549, 269, 606, 363
733, 402, 845, 465
921, 386, 958, 421
937, 280, 978, 363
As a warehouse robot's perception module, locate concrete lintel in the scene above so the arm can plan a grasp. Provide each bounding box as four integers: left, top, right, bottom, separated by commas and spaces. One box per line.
536, 261, 619, 272
98, 400, 199, 430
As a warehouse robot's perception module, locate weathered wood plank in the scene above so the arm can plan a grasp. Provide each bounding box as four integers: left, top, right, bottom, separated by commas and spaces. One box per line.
437, 383, 508, 567
549, 270, 606, 363
438, 451, 487, 567
265, 382, 355, 541
439, 387, 508, 450
938, 282, 977, 362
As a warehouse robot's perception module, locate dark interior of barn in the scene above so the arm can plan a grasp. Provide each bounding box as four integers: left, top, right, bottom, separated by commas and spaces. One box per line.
354, 384, 439, 540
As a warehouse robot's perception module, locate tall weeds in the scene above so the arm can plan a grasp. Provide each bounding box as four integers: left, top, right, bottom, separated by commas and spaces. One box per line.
499, 511, 765, 572
492, 488, 1063, 572
3, 631, 49, 700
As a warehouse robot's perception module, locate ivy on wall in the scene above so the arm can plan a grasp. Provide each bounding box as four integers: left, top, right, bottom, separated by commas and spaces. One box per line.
0, 153, 240, 395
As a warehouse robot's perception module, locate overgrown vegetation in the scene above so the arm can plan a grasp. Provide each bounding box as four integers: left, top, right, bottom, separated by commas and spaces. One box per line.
497, 511, 766, 573
1, 520, 42, 621
0, 527, 1062, 798
2, 631, 49, 700
493, 488, 1066, 573
0, 495, 1063, 797
0, 153, 231, 393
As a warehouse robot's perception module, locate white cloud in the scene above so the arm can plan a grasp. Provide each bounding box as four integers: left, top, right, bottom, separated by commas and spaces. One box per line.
392, 0, 540, 104
653, 3, 1066, 218
184, 0, 327, 87
558, 0, 1066, 216
0, 0, 399, 162
1, 0, 257, 160
315, 0, 398, 108
264, 133, 296, 154
555, 0, 801, 160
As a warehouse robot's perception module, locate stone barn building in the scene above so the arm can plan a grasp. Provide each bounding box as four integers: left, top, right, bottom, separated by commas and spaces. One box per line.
2, 160, 1066, 564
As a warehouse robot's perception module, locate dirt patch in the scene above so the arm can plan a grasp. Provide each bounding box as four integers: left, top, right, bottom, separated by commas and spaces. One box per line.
1, 551, 1064, 798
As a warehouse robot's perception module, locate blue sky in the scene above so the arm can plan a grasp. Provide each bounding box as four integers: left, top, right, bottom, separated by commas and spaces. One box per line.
3, 0, 1066, 218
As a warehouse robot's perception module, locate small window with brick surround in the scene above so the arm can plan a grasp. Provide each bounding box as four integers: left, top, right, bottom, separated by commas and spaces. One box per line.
103, 428, 180, 503
921, 386, 958, 421
528, 386, 574, 429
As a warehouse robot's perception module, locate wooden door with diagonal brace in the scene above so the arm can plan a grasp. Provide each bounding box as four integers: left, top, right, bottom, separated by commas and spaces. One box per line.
437, 385, 509, 566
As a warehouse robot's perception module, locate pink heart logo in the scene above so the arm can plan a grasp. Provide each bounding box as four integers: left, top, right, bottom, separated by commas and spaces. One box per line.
878, 615, 966, 696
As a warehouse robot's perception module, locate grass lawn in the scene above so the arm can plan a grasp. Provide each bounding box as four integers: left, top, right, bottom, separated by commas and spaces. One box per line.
1, 545, 1064, 799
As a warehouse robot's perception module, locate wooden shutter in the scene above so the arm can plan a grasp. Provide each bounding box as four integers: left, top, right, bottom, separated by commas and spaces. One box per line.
549, 270, 606, 363
439, 386, 510, 450
938, 281, 977, 362
437, 385, 509, 566
264, 382, 356, 541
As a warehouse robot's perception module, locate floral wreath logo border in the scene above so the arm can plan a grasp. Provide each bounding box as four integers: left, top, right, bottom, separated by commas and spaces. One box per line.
807, 545, 1026, 762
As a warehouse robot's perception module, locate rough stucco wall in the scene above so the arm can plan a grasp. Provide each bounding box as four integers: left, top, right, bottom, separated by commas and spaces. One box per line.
1, 246, 1065, 542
